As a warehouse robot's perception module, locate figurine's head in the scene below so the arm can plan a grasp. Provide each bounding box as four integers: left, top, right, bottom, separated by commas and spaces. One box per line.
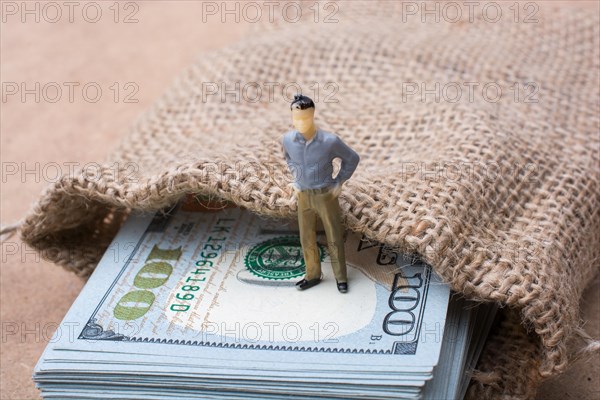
290, 94, 315, 136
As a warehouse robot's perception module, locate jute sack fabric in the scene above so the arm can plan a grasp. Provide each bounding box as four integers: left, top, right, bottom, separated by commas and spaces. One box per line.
17, 2, 599, 398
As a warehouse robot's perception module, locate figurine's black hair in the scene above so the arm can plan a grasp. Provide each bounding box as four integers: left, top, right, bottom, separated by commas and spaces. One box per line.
290, 94, 315, 110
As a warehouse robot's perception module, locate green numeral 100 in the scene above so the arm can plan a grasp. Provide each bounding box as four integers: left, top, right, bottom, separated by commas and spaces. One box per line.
113, 244, 182, 320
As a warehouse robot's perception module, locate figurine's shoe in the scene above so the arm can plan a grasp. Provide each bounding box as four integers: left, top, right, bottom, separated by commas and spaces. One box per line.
295, 278, 321, 291
336, 281, 348, 293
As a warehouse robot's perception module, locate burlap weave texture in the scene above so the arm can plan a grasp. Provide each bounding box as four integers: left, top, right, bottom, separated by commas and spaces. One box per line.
19, 2, 599, 398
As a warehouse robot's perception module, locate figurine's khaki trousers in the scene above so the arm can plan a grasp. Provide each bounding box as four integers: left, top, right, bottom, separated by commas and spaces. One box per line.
297, 188, 347, 283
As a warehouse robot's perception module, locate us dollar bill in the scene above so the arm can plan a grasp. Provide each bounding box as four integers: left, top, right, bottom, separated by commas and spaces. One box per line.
39, 200, 451, 372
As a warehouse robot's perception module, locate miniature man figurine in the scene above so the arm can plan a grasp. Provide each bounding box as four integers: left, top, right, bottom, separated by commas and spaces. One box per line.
282, 95, 360, 293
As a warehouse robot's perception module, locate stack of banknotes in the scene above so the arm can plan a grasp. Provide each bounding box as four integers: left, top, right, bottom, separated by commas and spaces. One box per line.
33, 197, 496, 399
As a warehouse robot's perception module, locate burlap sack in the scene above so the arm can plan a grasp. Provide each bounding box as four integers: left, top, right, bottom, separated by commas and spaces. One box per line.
15, 2, 599, 398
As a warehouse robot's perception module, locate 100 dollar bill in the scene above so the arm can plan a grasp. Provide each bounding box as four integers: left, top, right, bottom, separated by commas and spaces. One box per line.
44, 200, 450, 366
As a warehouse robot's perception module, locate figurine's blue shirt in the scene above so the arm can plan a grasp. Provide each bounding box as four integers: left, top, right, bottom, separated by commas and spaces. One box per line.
282, 129, 360, 191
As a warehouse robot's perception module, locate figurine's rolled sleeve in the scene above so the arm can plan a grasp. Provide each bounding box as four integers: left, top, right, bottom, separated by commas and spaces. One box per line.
282, 139, 301, 191
332, 137, 360, 184
282, 142, 291, 165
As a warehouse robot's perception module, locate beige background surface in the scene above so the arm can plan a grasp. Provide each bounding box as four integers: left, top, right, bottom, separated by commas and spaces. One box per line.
1, 1, 598, 399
